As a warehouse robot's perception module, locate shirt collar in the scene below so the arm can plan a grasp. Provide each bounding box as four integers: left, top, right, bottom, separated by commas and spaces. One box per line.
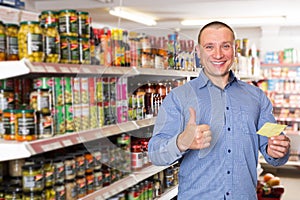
197, 69, 238, 89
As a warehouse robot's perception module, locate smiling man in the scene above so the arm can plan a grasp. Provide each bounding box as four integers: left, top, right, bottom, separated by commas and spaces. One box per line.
148, 21, 290, 200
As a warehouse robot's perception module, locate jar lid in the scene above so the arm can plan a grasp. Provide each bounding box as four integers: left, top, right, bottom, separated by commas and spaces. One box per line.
77, 11, 89, 15
3, 109, 15, 113
5, 23, 19, 28
22, 164, 42, 171
64, 155, 75, 161
20, 21, 40, 25
59, 9, 77, 13
41, 10, 59, 15
6, 186, 23, 194
16, 109, 35, 113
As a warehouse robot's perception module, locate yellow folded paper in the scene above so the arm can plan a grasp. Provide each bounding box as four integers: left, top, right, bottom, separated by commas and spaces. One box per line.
257, 122, 287, 137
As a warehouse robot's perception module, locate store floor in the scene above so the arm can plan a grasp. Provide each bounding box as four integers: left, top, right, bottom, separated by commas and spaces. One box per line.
260, 165, 300, 200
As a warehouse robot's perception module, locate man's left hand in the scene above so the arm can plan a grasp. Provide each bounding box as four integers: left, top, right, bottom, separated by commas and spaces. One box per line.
267, 134, 290, 158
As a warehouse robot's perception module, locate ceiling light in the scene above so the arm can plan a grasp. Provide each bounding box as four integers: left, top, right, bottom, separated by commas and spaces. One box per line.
181, 16, 287, 26
109, 7, 157, 26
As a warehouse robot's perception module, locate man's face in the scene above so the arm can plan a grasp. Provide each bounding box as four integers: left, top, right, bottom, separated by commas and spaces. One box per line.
198, 27, 236, 79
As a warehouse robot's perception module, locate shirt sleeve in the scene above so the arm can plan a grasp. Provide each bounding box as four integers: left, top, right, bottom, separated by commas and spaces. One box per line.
148, 91, 186, 166
258, 90, 290, 166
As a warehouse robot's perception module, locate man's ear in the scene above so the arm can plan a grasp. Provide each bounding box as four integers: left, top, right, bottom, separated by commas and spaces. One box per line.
195, 44, 201, 58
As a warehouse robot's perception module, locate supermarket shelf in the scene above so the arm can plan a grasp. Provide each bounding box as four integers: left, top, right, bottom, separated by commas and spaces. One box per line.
79, 164, 169, 200
0, 118, 156, 161
260, 157, 300, 167
276, 117, 300, 122
0, 60, 199, 93
0, 60, 199, 79
261, 63, 300, 68
156, 185, 178, 200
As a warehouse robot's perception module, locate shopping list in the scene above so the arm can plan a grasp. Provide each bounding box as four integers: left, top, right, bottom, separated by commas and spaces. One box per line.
257, 122, 287, 137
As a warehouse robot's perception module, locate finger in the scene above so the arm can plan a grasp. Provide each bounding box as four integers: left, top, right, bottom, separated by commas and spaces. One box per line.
188, 107, 197, 125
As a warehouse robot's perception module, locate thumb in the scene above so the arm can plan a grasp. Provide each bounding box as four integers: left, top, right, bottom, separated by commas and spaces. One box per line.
188, 107, 197, 125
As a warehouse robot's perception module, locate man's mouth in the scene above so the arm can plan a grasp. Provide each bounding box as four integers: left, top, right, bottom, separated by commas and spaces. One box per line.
212, 61, 225, 65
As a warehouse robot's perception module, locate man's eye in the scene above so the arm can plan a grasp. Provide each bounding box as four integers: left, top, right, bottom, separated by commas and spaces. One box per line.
223, 44, 232, 49
205, 45, 214, 50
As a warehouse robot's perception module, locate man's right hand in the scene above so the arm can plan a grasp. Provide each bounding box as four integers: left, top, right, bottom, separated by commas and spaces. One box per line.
176, 107, 212, 152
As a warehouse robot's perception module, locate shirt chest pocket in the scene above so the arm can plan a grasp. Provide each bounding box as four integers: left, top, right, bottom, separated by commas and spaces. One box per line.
232, 106, 253, 135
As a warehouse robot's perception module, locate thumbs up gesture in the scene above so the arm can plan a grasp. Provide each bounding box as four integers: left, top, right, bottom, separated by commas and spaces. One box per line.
177, 108, 212, 152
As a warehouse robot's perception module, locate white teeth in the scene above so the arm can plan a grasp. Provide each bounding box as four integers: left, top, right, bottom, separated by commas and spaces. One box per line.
212, 61, 224, 64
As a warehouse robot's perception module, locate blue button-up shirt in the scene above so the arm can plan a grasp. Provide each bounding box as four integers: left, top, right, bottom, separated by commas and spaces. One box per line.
148, 69, 289, 200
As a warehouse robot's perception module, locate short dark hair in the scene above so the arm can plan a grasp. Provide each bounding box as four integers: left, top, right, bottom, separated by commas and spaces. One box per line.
197, 21, 236, 44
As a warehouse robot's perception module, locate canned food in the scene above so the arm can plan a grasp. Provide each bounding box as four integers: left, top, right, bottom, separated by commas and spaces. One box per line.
0, 21, 5, 61
76, 175, 86, 198
9, 158, 25, 177
15, 109, 36, 141
53, 157, 65, 184
43, 23, 60, 63
22, 164, 44, 192
78, 37, 90, 64
58, 9, 78, 37
18, 21, 44, 62
5, 23, 19, 61
2, 109, 16, 140
77, 11, 90, 39
23, 191, 43, 200
44, 159, 54, 187
64, 155, 76, 180
65, 179, 77, 200
54, 183, 66, 199
40, 10, 59, 26
31, 77, 53, 113
4, 187, 22, 200
60, 36, 79, 64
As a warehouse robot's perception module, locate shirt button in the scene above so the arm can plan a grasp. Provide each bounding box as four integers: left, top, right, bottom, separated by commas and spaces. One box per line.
228, 149, 231, 153
226, 192, 230, 196
226, 107, 229, 110
227, 127, 230, 131
227, 171, 230, 174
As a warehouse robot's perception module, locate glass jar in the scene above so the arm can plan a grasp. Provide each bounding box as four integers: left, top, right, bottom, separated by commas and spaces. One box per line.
93, 169, 103, 190
40, 10, 58, 26
9, 158, 25, 177
73, 152, 85, 177
84, 151, 94, 174
77, 11, 90, 39
15, 109, 36, 142
22, 164, 44, 192
54, 183, 65, 200
85, 172, 94, 194
53, 157, 65, 184
2, 109, 16, 140
0, 21, 6, 61
22, 191, 43, 200
65, 179, 77, 200
60, 36, 79, 64
58, 9, 78, 37
0, 88, 15, 138
18, 21, 44, 62
5, 24, 19, 61
44, 159, 54, 187
131, 144, 143, 170
76, 175, 86, 198
78, 37, 90, 64
4, 187, 22, 200
43, 23, 60, 63
92, 149, 102, 170
64, 155, 76, 180
30, 77, 53, 139
44, 187, 55, 200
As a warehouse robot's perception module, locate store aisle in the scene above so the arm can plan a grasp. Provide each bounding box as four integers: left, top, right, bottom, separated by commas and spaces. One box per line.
261, 165, 300, 200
